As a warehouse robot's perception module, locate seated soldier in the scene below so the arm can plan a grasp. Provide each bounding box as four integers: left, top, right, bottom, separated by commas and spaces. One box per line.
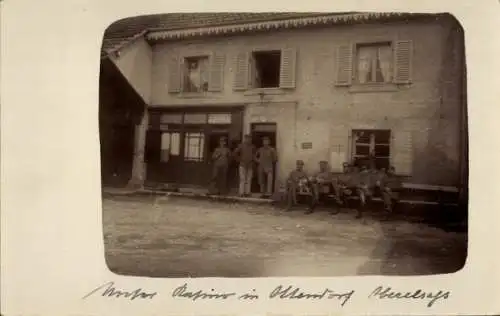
380, 166, 402, 213
335, 162, 353, 204
285, 160, 309, 211
355, 164, 373, 218
307, 161, 340, 214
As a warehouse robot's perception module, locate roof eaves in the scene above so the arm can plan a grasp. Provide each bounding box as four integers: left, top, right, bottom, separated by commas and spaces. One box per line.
101, 30, 148, 60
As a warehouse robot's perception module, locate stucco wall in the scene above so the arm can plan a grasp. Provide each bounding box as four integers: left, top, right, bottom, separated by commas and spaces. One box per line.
111, 37, 153, 104
149, 18, 465, 186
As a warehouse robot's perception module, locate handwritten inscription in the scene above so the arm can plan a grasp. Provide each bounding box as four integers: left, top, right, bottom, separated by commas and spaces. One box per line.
238, 289, 259, 300
82, 282, 451, 308
369, 286, 450, 307
269, 285, 355, 306
82, 281, 157, 300
172, 283, 236, 301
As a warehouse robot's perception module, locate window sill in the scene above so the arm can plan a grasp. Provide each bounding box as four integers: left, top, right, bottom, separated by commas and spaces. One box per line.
349, 83, 399, 93
178, 91, 208, 98
244, 88, 286, 96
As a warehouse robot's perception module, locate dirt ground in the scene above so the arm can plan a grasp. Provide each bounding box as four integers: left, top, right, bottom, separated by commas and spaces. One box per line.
102, 195, 467, 277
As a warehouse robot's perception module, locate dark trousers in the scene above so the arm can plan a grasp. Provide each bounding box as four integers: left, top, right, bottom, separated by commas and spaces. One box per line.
382, 187, 400, 211
211, 164, 228, 195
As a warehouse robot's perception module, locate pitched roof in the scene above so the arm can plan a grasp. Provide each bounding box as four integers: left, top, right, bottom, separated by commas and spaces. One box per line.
101, 12, 350, 57
101, 12, 437, 58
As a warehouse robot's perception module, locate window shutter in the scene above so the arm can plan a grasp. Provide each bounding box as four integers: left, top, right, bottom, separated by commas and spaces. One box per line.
335, 44, 353, 86
393, 40, 413, 84
145, 129, 161, 163
330, 126, 350, 172
208, 52, 225, 92
168, 55, 182, 93
279, 48, 297, 89
391, 130, 413, 176
233, 52, 249, 91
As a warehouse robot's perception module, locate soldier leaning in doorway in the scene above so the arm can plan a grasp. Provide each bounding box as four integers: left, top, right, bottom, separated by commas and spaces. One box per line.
211, 137, 231, 195
234, 134, 256, 197
255, 137, 278, 198
285, 160, 309, 211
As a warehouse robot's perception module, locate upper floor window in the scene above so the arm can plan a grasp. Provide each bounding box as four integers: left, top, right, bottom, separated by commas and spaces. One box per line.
356, 43, 392, 84
183, 56, 209, 93
335, 40, 413, 88
251, 50, 281, 88
233, 48, 297, 91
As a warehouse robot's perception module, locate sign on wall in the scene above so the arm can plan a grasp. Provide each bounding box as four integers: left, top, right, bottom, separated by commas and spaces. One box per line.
301, 142, 313, 149
208, 113, 231, 124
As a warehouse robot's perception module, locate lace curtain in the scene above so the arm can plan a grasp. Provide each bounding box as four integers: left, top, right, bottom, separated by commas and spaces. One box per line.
357, 45, 392, 83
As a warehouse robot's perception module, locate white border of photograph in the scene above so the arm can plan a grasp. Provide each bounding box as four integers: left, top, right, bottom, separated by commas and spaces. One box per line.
1, 0, 499, 315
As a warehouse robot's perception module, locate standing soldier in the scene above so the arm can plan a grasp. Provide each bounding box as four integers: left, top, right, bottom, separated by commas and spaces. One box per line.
234, 134, 256, 197
255, 137, 278, 198
210, 137, 231, 195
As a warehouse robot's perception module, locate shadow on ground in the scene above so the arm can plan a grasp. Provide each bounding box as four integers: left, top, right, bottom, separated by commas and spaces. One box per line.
356, 203, 468, 275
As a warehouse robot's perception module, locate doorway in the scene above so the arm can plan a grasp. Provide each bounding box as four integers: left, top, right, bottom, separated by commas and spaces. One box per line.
207, 128, 231, 192
250, 123, 277, 194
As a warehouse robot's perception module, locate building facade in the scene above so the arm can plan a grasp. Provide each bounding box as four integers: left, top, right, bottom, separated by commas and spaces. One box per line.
100, 13, 467, 195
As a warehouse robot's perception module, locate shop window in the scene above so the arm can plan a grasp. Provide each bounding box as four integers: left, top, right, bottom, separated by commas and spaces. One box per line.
352, 129, 391, 169
251, 50, 281, 88
183, 56, 209, 93
184, 132, 205, 162
160, 132, 180, 162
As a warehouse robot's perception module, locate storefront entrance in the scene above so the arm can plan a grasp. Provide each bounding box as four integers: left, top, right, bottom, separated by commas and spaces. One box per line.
145, 107, 243, 190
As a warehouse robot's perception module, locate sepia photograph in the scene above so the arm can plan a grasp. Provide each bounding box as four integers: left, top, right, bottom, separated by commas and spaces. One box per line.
99, 12, 468, 278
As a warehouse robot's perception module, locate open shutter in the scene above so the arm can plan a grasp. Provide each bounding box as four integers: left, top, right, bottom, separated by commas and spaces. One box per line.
391, 130, 413, 176
233, 52, 249, 91
393, 40, 413, 84
145, 129, 161, 163
208, 52, 225, 92
335, 44, 353, 86
279, 48, 297, 89
167, 55, 182, 93
329, 126, 350, 172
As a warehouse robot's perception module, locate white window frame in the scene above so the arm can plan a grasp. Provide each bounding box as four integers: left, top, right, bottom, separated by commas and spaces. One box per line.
351, 129, 391, 169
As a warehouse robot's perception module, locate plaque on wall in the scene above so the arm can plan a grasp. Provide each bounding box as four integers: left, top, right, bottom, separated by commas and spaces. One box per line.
301, 142, 313, 149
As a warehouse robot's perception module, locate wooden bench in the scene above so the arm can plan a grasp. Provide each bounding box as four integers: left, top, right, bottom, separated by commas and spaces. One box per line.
296, 181, 460, 207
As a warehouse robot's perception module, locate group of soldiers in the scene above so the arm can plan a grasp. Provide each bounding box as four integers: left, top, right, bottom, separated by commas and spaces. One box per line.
211, 134, 403, 218
211, 134, 277, 197
285, 159, 402, 218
